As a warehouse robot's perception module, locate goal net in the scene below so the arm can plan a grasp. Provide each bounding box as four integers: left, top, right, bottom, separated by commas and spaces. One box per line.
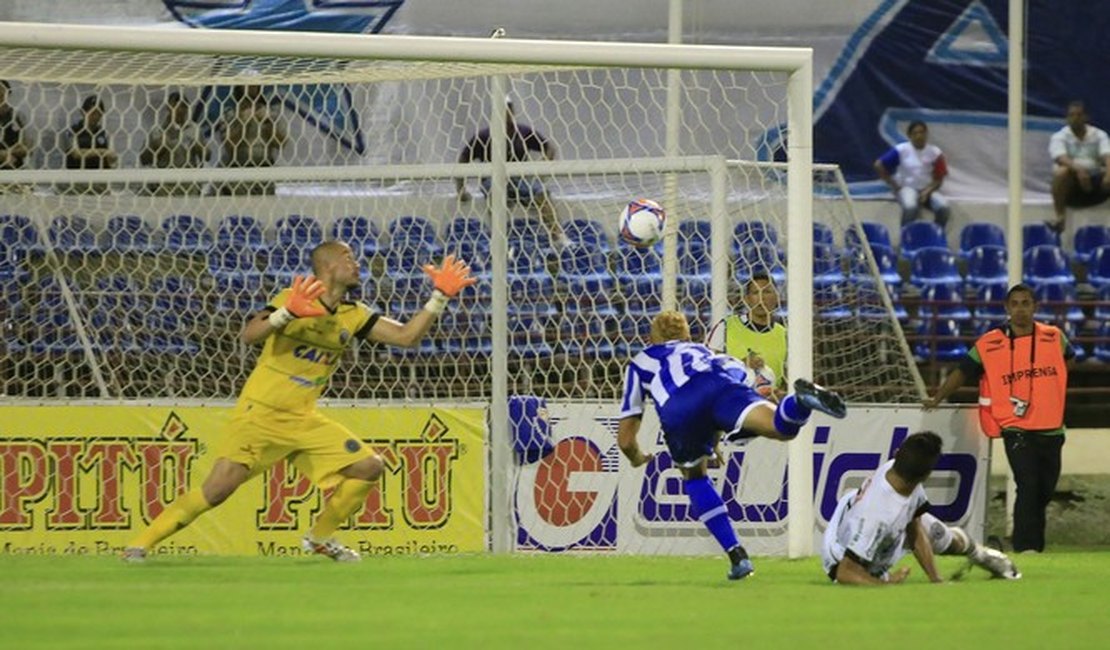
0, 24, 922, 557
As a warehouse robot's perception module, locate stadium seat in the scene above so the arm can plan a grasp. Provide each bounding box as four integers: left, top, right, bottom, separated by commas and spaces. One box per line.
0, 242, 25, 280
679, 219, 712, 252
959, 222, 1005, 257
1096, 285, 1110, 321
735, 241, 786, 284
442, 217, 489, 250
614, 314, 653, 356
910, 246, 962, 287
508, 218, 552, 255
39, 215, 98, 254
508, 249, 556, 316
965, 245, 1008, 288
208, 248, 261, 278
1088, 245, 1110, 289
813, 223, 836, 249
558, 313, 614, 358
914, 318, 969, 361
814, 282, 853, 320
900, 221, 947, 262
1022, 223, 1060, 251
813, 243, 845, 287
1061, 321, 1086, 363
217, 215, 267, 252
563, 218, 612, 252
1095, 322, 1110, 363
332, 216, 381, 257
558, 246, 617, 315
161, 214, 213, 253
508, 314, 553, 358
847, 243, 902, 287
104, 215, 154, 253
0, 214, 36, 251
855, 280, 908, 321
1073, 224, 1110, 266
1022, 245, 1074, 286
731, 221, 779, 257
919, 283, 972, 322
972, 282, 1009, 333
387, 215, 440, 254
677, 247, 712, 298
214, 274, 266, 313
275, 215, 323, 249
1033, 283, 1084, 324
844, 221, 892, 250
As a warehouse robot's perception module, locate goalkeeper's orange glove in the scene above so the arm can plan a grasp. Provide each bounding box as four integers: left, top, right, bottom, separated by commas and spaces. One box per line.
421, 254, 477, 314
267, 275, 327, 328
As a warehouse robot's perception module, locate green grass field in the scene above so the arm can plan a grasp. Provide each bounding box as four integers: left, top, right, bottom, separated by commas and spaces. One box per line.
3, 552, 1109, 649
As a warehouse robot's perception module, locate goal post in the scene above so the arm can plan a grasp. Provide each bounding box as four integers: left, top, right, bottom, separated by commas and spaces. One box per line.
0, 21, 940, 559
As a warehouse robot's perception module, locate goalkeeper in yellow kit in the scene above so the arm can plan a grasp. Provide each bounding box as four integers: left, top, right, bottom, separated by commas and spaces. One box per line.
124, 241, 476, 562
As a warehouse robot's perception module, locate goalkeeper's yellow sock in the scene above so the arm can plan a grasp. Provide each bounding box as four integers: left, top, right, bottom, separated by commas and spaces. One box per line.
128, 488, 212, 550
308, 478, 374, 541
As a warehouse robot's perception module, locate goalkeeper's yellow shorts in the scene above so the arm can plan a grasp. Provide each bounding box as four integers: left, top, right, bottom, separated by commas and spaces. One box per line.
216, 401, 377, 489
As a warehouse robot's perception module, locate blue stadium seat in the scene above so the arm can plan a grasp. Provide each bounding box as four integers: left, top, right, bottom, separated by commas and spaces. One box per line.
508, 218, 552, 255
0, 242, 26, 280
1062, 321, 1086, 363
914, 319, 969, 361
0, 214, 36, 251
813, 223, 836, 249
735, 241, 786, 284
217, 215, 267, 252
855, 280, 908, 321
39, 215, 98, 254
731, 221, 779, 257
965, 245, 1008, 288
1022, 245, 1074, 286
558, 314, 613, 358
1022, 223, 1060, 251
1073, 224, 1110, 265
847, 243, 902, 287
208, 249, 261, 279
919, 283, 972, 322
615, 247, 662, 315
332, 216, 381, 257
442, 217, 489, 252
900, 221, 947, 262
508, 249, 556, 316
1089, 245, 1110, 289
440, 311, 492, 356
959, 222, 1005, 257
104, 215, 154, 253
1095, 321, 1110, 363
845, 221, 892, 250
814, 282, 853, 319
148, 276, 202, 318
563, 218, 612, 252
1033, 283, 1084, 324
558, 246, 616, 315
214, 274, 266, 313
508, 314, 553, 358
972, 282, 1009, 333
161, 214, 212, 253
275, 215, 323, 249
813, 243, 845, 287
679, 220, 712, 252
614, 314, 653, 356
1096, 285, 1110, 321
910, 246, 962, 287
677, 247, 712, 299
388, 214, 439, 251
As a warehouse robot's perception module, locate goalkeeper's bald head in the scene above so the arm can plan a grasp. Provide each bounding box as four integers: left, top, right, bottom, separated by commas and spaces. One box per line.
650, 311, 691, 344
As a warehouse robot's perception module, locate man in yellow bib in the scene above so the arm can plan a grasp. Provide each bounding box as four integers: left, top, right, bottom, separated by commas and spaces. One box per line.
923, 284, 1074, 553
706, 272, 787, 400
124, 242, 476, 562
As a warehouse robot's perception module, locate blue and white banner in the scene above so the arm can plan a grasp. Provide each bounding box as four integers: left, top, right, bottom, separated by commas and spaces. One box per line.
514, 403, 989, 556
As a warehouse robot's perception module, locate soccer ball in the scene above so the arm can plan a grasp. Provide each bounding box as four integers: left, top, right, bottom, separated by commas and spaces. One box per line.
619, 199, 666, 248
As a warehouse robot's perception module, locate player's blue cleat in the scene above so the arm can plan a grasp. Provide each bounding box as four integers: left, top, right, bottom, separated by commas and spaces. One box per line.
793, 378, 847, 419
728, 558, 755, 580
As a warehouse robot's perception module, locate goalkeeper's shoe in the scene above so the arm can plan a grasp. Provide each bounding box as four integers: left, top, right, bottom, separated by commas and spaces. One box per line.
793, 378, 848, 419
971, 545, 1022, 580
728, 558, 755, 581
301, 535, 361, 563
121, 547, 147, 563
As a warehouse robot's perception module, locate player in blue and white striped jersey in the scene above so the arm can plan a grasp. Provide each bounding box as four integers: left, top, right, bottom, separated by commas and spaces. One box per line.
617, 311, 847, 581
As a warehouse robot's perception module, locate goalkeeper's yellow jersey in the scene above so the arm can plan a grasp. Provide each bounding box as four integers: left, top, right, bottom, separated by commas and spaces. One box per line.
237, 289, 379, 415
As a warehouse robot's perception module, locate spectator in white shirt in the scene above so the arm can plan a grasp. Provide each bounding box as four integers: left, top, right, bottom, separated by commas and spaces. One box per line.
1048, 101, 1110, 233
874, 121, 950, 230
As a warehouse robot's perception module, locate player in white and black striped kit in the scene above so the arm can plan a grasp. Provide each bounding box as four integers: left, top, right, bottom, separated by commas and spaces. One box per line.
822, 431, 1021, 585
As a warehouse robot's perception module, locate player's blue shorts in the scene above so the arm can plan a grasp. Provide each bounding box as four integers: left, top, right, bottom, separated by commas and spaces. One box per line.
657, 371, 770, 467
480, 176, 546, 204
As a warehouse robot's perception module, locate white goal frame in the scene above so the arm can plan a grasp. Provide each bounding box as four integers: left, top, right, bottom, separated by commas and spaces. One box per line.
0, 22, 816, 557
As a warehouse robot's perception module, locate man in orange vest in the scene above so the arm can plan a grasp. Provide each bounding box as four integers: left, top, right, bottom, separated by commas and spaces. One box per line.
923, 284, 1074, 553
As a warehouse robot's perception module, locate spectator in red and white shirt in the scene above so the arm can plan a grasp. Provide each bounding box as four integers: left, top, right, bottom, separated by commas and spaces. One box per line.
874, 121, 950, 230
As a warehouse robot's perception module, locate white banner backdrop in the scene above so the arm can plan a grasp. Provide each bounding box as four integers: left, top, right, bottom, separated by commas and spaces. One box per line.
514, 404, 988, 556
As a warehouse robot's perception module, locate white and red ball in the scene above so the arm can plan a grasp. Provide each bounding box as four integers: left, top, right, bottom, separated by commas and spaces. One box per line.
618, 199, 666, 248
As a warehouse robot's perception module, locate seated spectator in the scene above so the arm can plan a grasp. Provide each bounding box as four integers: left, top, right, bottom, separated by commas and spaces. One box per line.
873, 120, 950, 230
0, 80, 31, 194
1048, 100, 1110, 233
455, 97, 566, 246
65, 95, 117, 195
218, 84, 287, 196
140, 91, 207, 196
